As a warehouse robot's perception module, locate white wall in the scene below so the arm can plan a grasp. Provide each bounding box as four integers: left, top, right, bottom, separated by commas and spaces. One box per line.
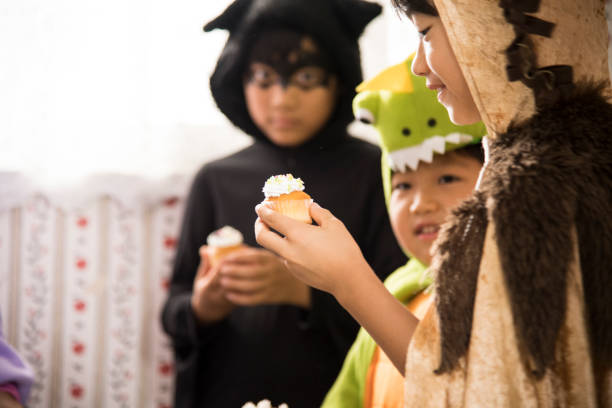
0, 0, 418, 189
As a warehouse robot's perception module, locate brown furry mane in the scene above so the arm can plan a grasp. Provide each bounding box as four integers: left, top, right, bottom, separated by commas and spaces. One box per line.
432, 191, 488, 374
432, 81, 612, 380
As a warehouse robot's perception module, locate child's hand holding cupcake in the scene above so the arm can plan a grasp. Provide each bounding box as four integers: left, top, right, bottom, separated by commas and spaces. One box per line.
190, 226, 243, 323
217, 247, 311, 308
195, 220, 310, 310
255, 176, 372, 298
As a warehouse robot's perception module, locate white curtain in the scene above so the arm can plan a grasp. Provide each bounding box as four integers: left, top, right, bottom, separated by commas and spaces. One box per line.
0, 0, 417, 192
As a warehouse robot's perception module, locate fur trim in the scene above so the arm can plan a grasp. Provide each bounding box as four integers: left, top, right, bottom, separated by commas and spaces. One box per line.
433, 81, 612, 378
432, 191, 488, 374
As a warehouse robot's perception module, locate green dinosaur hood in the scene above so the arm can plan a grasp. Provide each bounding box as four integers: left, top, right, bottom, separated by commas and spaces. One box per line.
353, 54, 486, 207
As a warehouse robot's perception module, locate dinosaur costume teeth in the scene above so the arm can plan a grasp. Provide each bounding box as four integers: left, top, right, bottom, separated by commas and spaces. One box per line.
353, 54, 486, 205
387, 132, 477, 171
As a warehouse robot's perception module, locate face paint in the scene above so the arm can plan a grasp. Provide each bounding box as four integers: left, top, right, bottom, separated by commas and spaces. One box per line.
244, 28, 336, 90
246, 63, 331, 90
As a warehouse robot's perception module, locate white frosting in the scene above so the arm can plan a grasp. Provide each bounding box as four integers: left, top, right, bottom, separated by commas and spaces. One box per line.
242, 400, 288, 408
206, 225, 243, 247
262, 174, 305, 198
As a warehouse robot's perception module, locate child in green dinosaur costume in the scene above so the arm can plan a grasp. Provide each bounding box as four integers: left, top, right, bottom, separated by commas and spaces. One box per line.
352, 55, 484, 206
321, 55, 485, 408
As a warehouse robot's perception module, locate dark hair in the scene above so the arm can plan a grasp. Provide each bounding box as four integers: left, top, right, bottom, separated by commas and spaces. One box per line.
453, 142, 485, 163
390, 0, 438, 17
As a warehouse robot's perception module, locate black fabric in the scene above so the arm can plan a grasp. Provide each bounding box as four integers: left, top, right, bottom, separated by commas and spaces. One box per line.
204, 0, 381, 145
161, 138, 406, 408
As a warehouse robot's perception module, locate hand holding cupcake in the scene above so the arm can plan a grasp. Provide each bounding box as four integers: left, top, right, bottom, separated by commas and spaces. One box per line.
190, 226, 243, 323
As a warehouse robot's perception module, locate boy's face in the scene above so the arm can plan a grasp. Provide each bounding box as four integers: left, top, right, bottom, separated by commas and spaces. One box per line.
389, 151, 482, 265
409, 12, 481, 125
243, 37, 338, 147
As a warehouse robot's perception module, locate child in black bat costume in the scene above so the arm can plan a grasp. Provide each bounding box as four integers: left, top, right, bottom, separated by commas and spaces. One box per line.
161, 1, 406, 407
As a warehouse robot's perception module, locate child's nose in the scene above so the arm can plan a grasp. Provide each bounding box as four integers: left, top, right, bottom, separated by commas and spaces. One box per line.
270, 84, 298, 108
411, 42, 429, 77
409, 190, 437, 214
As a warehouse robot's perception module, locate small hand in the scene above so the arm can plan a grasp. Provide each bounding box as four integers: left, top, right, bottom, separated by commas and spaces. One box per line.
219, 247, 311, 308
0, 391, 23, 408
190, 246, 235, 323
254, 202, 370, 298
256, 202, 420, 374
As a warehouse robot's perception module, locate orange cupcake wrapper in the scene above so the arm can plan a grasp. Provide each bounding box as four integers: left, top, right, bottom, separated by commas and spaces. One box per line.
264, 198, 313, 224
207, 244, 243, 267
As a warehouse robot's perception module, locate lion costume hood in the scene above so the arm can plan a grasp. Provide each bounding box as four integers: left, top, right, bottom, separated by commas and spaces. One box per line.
403, 1, 612, 407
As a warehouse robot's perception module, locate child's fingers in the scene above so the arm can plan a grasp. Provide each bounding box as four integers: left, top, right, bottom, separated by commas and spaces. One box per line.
225, 290, 262, 306
222, 246, 265, 265
309, 202, 335, 226
220, 262, 265, 280
255, 204, 302, 238
197, 245, 210, 277
254, 216, 291, 258
206, 264, 223, 284
220, 273, 264, 294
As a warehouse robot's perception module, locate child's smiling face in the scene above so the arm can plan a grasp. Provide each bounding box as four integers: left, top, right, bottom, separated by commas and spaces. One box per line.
389, 150, 482, 265
409, 12, 481, 125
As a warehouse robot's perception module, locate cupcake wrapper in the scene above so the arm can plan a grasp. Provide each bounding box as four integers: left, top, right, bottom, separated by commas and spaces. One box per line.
208, 245, 242, 267
266, 199, 313, 224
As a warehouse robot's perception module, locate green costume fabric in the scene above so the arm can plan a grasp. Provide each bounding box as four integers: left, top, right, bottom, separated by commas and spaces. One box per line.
321, 258, 431, 408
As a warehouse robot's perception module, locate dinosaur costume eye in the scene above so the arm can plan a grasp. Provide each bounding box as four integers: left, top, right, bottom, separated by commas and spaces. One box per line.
428, 118, 437, 127
355, 108, 375, 125
402, 128, 411, 136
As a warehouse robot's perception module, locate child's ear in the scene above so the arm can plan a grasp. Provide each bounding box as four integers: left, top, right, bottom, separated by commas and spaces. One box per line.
203, 0, 250, 32
331, 0, 382, 39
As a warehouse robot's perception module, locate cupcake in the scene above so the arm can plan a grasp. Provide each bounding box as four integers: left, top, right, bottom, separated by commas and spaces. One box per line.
242, 400, 289, 408
261, 174, 312, 224
206, 226, 244, 267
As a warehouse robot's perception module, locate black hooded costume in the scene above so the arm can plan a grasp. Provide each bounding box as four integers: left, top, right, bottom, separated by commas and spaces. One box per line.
160, 1, 406, 407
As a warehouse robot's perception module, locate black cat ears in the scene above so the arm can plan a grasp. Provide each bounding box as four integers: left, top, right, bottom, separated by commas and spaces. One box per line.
203, 0, 382, 40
